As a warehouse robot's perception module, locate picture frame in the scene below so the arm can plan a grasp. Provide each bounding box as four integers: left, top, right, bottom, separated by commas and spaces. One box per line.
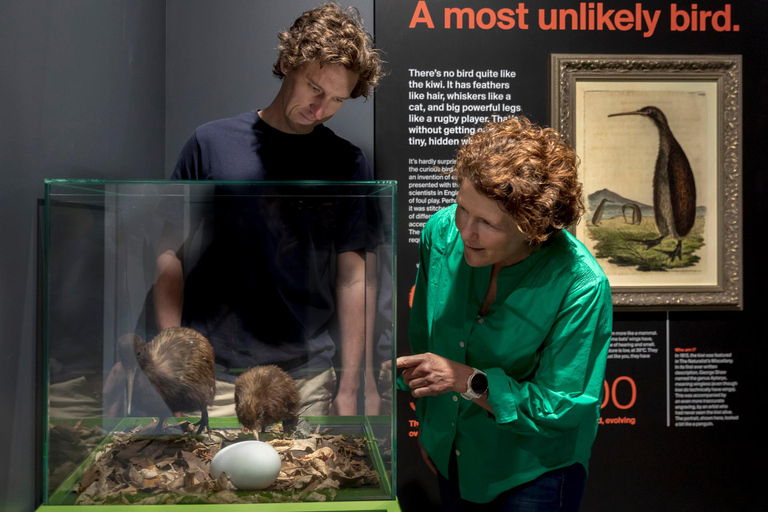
551, 54, 742, 310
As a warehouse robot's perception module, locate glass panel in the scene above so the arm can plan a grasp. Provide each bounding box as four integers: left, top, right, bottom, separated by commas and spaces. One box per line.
44, 180, 396, 506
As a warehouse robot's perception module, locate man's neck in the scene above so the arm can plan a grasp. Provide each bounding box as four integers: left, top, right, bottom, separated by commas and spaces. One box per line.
257, 106, 289, 133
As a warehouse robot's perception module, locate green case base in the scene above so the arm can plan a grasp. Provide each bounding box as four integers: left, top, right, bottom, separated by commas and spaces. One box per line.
37, 498, 401, 511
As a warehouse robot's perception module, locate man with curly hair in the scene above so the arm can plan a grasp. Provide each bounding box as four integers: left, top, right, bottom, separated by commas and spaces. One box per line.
152, 3, 383, 419
397, 117, 612, 511
261, 2, 381, 133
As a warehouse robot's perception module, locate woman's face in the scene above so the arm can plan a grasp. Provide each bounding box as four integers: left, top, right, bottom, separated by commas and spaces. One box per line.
454, 181, 531, 268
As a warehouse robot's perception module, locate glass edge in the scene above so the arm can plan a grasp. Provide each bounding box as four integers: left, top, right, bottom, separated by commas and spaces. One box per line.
44, 179, 398, 198
390, 186, 398, 501
41, 181, 400, 503
42, 182, 51, 503
44, 179, 398, 185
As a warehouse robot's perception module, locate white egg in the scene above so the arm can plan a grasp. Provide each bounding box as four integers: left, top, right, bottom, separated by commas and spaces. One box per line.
210, 440, 282, 490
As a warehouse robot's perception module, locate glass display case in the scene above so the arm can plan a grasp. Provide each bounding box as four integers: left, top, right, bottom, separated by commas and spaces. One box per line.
42, 180, 397, 511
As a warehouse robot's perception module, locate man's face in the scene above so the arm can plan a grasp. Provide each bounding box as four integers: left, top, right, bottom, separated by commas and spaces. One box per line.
275, 60, 359, 134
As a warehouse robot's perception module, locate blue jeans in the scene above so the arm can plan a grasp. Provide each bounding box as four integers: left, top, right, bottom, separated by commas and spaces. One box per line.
437, 452, 586, 512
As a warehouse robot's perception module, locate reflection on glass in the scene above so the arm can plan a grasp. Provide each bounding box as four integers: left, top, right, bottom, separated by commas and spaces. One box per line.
44, 180, 396, 506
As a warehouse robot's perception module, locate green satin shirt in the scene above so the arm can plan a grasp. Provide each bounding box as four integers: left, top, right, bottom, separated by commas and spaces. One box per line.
403, 205, 612, 503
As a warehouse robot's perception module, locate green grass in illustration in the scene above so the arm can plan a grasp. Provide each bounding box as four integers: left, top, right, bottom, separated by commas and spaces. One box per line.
587, 216, 705, 272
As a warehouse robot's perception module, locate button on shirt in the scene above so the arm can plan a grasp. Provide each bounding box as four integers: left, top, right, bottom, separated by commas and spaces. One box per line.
402, 205, 612, 504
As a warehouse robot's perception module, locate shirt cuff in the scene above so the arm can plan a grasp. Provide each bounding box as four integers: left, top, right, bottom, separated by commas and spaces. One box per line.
485, 367, 519, 425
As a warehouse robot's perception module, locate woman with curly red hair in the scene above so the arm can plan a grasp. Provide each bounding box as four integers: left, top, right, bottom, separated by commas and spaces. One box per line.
397, 117, 612, 511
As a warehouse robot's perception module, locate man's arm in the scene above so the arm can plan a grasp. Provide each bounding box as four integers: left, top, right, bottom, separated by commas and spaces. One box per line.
333, 249, 378, 415
154, 248, 184, 330
153, 220, 186, 331
362, 250, 379, 414
156, 126, 209, 330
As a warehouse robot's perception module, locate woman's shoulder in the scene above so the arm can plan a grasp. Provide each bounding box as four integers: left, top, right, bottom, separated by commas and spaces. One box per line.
422, 204, 459, 245
426, 203, 457, 226
545, 230, 610, 291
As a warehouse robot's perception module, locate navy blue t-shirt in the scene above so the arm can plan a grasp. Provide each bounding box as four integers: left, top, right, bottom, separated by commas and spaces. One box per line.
167, 111, 374, 379
172, 110, 370, 182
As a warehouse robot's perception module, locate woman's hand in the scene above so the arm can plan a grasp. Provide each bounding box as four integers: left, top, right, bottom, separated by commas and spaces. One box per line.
396, 352, 473, 398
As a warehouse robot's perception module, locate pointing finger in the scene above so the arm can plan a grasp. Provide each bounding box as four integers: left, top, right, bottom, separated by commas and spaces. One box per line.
396, 354, 426, 369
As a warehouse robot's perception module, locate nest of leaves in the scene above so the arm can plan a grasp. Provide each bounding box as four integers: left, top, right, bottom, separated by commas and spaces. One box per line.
49, 421, 107, 492
74, 422, 380, 505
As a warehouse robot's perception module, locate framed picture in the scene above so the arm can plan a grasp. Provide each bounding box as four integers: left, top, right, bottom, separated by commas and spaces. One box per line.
551, 54, 742, 310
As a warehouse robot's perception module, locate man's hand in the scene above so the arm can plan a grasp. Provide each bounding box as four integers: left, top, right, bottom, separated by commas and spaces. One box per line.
103, 361, 126, 417
331, 376, 381, 415
330, 390, 357, 416
396, 353, 473, 398
364, 373, 381, 415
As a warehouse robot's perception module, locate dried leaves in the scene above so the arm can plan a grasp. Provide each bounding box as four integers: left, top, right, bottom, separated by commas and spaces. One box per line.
74, 426, 380, 505
76, 432, 216, 504
48, 421, 106, 492
270, 434, 379, 497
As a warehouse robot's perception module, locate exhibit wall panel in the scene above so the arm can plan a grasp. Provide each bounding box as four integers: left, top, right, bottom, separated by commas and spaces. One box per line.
375, 1, 766, 511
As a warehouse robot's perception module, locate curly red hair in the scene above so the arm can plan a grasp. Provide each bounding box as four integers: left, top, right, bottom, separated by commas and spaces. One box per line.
273, 2, 382, 99
452, 116, 584, 244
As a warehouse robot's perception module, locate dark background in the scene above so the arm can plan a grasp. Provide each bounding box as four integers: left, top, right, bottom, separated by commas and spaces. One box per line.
0, 1, 764, 511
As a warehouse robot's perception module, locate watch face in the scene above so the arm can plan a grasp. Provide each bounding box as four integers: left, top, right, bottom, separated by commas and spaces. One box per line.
471, 373, 488, 394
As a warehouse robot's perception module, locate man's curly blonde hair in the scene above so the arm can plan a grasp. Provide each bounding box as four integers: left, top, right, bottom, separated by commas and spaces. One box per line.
452, 116, 585, 245
273, 2, 382, 99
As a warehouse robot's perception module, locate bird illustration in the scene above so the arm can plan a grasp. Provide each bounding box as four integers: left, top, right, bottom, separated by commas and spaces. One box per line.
591, 198, 611, 226
608, 106, 697, 261
235, 365, 300, 440
133, 327, 216, 435
622, 203, 643, 225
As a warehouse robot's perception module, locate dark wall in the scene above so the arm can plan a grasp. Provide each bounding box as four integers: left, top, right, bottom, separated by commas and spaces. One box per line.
0, 2, 165, 511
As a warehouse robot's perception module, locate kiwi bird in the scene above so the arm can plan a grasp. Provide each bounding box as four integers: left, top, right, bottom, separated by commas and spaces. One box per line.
133, 327, 216, 435
117, 333, 172, 419
608, 106, 697, 261
235, 365, 300, 440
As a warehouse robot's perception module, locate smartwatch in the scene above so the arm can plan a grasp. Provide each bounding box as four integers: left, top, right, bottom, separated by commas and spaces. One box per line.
460, 368, 488, 400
